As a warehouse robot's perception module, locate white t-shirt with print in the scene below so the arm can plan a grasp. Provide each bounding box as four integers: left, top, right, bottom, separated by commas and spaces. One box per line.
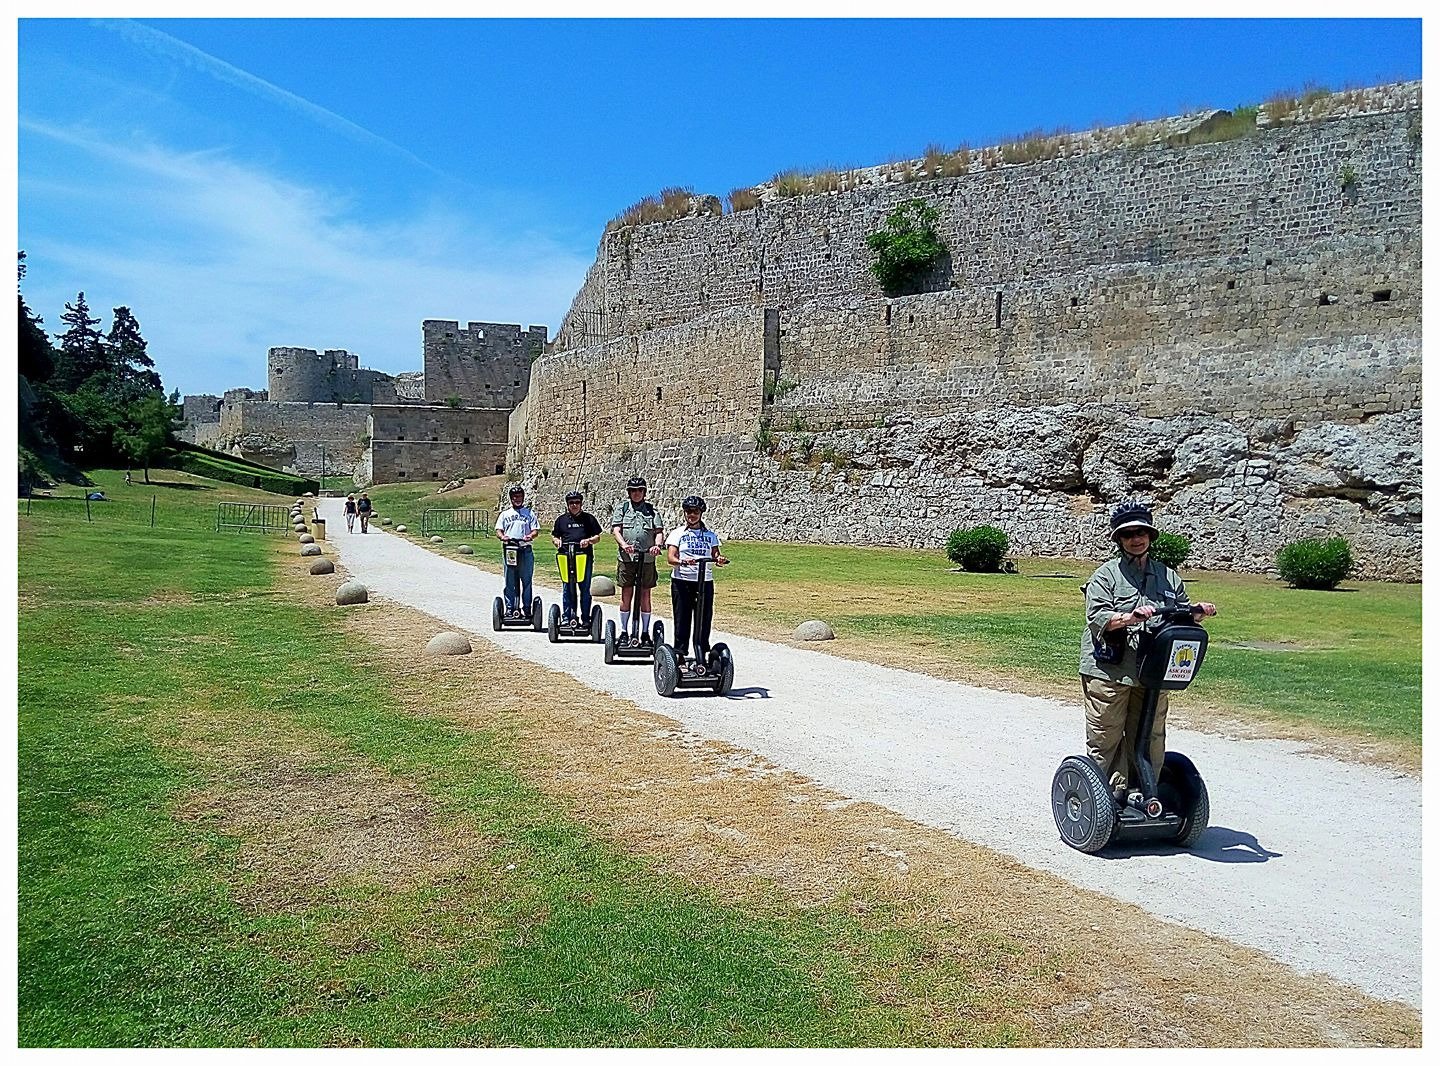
666, 524, 723, 582
495, 505, 539, 542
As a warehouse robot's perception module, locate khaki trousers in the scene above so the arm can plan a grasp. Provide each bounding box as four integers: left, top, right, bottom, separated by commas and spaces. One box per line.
1081, 675, 1169, 792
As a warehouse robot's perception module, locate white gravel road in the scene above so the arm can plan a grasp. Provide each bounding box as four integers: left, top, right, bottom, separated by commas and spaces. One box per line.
316, 503, 1422, 1008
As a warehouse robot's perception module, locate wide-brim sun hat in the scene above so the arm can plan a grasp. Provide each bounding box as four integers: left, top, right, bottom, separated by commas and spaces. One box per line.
1110, 500, 1160, 541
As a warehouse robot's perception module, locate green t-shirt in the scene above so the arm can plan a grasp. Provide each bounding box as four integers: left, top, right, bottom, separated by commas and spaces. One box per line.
609, 499, 663, 557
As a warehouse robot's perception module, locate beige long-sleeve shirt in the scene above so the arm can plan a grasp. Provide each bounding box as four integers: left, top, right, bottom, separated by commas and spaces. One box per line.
1078, 555, 1191, 686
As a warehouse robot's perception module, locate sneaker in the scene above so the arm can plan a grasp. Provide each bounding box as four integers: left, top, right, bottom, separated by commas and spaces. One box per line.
639, 634, 654, 650
617, 633, 631, 649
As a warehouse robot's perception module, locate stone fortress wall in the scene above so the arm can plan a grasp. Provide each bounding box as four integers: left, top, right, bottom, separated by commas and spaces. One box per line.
510, 82, 1422, 579
182, 325, 546, 484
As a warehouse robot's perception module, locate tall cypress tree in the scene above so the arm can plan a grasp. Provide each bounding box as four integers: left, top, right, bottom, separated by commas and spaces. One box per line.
104, 306, 162, 397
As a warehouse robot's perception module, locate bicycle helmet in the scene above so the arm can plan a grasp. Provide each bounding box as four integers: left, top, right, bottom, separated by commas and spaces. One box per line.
508, 484, 525, 498
627, 476, 647, 491
1110, 500, 1159, 541
681, 495, 707, 513
565, 490, 583, 503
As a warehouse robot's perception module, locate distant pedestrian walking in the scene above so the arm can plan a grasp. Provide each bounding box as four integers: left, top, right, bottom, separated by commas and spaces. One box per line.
344, 493, 358, 532
356, 492, 373, 533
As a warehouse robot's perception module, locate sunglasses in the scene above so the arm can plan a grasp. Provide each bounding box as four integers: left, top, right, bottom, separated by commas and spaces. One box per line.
1119, 529, 1152, 538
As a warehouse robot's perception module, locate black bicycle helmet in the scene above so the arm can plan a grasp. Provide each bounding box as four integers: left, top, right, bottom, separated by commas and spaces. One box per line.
1110, 500, 1159, 541
681, 495, 707, 513
508, 483, 525, 498
627, 476, 647, 490
565, 490, 583, 503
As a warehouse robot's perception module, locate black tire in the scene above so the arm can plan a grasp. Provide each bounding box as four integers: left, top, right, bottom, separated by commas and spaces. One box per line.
1162, 751, 1210, 848
531, 597, 544, 632
590, 606, 604, 643
652, 620, 665, 651
654, 643, 679, 697
491, 597, 504, 632
712, 645, 734, 696
1051, 755, 1116, 854
547, 604, 560, 643
603, 620, 617, 664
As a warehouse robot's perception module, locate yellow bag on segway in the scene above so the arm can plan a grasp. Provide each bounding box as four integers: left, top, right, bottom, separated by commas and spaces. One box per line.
558, 550, 589, 583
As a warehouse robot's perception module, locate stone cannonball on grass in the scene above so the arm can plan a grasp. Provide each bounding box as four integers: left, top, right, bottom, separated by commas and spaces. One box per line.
298, 533, 315, 544
381, 517, 392, 526
300, 543, 323, 557
309, 558, 335, 575
590, 575, 616, 596
430, 535, 444, 544
395, 524, 408, 533
425, 631, 472, 656
457, 545, 474, 555
335, 581, 368, 606
794, 620, 836, 641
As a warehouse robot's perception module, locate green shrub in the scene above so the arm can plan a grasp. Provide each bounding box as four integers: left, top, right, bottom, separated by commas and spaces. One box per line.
1275, 536, 1354, 590
865, 199, 947, 296
1150, 532, 1192, 569
945, 525, 1010, 573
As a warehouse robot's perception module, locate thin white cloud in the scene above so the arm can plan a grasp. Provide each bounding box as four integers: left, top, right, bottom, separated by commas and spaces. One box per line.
91, 18, 447, 179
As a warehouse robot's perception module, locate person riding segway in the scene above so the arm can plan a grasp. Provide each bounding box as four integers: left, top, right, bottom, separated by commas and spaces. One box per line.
1051, 500, 1218, 853
653, 495, 734, 696
491, 484, 543, 632
610, 476, 665, 656
548, 490, 604, 643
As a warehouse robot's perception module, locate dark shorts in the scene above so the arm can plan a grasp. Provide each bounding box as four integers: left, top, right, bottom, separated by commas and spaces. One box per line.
617, 555, 658, 589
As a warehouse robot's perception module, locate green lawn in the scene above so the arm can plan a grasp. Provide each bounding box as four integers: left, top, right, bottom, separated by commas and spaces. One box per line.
17, 477, 1027, 1047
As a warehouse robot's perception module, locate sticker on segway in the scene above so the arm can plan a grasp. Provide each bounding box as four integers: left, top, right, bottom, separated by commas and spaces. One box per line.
505, 546, 518, 567
1165, 640, 1202, 682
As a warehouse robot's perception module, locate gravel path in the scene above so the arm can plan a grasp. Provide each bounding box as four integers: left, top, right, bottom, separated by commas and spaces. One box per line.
317, 504, 1422, 1008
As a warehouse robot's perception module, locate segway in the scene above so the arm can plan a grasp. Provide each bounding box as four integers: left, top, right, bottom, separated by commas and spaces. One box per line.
1051, 606, 1211, 853
548, 542, 604, 643
603, 549, 665, 664
490, 539, 544, 633
653, 558, 734, 696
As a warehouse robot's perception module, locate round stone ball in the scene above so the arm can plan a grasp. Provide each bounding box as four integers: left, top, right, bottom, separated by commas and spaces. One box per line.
298, 533, 315, 544
425, 631, 472, 656
300, 543, 323, 557
335, 580, 368, 606
591, 575, 616, 596
309, 558, 335, 575
430, 535, 444, 543
794, 620, 836, 641
304, 491, 315, 498
457, 545, 474, 555
395, 524, 408, 533
381, 517, 392, 526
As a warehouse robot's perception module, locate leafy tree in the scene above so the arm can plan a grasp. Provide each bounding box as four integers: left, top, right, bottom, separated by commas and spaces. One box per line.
865, 199, 948, 296
115, 391, 181, 483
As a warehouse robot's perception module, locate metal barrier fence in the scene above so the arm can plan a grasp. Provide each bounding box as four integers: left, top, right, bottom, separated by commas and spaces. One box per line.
215, 501, 294, 534
421, 508, 492, 538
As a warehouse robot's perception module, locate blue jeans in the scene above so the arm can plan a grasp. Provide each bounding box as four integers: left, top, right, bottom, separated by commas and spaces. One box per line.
562, 554, 593, 621
504, 544, 535, 610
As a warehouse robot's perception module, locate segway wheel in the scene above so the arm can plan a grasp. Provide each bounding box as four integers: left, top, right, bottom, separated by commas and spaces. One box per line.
1051, 755, 1116, 854
1161, 751, 1211, 849
711, 643, 734, 696
603, 620, 617, 664
589, 606, 604, 643
653, 644, 679, 697
491, 596, 504, 632
547, 603, 560, 643
531, 597, 544, 633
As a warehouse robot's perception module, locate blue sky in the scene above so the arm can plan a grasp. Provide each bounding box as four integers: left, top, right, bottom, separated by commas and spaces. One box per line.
17, 17, 1422, 398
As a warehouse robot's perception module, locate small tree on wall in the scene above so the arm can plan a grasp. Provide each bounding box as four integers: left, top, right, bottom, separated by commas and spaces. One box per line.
865, 199, 948, 296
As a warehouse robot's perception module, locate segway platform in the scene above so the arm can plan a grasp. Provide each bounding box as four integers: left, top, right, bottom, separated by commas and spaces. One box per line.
1052, 606, 1211, 853
548, 544, 604, 643
603, 550, 664, 664
653, 558, 734, 697
491, 539, 544, 633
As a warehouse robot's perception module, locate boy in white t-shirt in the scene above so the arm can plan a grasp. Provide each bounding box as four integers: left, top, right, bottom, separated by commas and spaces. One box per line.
665, 495, 729, 674
494, 484, 541, 615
